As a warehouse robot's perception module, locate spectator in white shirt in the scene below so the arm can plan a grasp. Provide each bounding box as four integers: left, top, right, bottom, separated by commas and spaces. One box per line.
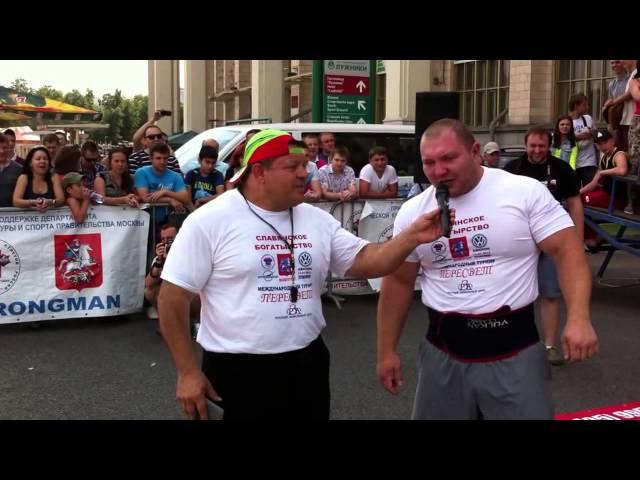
358, 146, 398, 199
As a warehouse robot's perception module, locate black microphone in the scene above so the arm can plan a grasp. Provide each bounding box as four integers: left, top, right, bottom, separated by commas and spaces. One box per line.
435, 183, 451, 238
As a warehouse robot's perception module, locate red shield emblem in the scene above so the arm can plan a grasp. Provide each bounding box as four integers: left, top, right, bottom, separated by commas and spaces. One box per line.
277, 253, 293, 276
448, 236, 470, 259
54, 234, 103, 291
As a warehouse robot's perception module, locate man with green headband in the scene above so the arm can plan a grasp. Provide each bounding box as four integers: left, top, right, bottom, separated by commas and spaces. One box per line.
158, 128, 454, 420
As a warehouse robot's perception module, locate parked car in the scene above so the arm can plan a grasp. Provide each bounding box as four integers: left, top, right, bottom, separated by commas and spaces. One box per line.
498, 146, 526, 169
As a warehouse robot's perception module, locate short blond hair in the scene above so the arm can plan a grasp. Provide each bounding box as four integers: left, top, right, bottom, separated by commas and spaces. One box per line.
420, 118, 475, 151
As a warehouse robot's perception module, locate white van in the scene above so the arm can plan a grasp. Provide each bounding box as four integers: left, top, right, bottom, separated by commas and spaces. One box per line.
174, 123, 418, 182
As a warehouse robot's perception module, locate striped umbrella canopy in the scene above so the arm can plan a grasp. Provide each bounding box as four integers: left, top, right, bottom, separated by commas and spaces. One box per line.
0, 86, 102, 122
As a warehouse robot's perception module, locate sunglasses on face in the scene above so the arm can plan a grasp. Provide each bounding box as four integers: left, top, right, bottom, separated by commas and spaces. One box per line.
146, 134, 163, 140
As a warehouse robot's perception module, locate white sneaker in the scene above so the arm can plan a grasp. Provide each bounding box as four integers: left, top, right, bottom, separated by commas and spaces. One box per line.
146, 306, 159, 319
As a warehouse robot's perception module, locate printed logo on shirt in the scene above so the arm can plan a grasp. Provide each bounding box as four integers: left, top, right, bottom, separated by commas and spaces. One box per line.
431, 240, 448, 263
148, 183, 173, 191
257, 270, 276, 282
298, 252, 312, 268
471, 234, 488, 249
277, 254, 294, 276
287, 303, 302, 315
377, 224, 394, 243
449, 237, 470, 259
458, 280, 473, 291
261, 254, 275, 270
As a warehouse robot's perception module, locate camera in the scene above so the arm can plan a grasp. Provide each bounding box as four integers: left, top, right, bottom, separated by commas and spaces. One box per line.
164, 237, 174, 254
159, 109, 172, 117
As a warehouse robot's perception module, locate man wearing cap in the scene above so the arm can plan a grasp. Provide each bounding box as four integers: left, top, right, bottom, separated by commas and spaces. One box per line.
63, 172, 91, 224
157, 128, 454, 420
55, 130, 67, 147
580, 129, 629, 215
482, 141, 501, 168
504, 126, 584, 366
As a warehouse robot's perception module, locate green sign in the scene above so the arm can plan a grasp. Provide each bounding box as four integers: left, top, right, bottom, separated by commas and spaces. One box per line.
318, 60, 376, 124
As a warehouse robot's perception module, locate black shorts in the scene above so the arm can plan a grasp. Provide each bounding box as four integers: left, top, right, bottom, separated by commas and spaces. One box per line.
201, 336, 330, 420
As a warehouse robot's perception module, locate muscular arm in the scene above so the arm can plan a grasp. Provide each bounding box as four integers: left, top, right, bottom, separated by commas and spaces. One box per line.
377, 261, 420, 394
158, 281, 220, 419
537, 227, 598, 361
347, 207, 445, 278
565, 196, 584, 240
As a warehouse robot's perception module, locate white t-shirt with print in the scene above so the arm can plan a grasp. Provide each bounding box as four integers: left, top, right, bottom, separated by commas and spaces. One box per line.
161, 188, 368, 354
358, 164, 399, 193
393, 167, 574, 314
572, 114, 597, 168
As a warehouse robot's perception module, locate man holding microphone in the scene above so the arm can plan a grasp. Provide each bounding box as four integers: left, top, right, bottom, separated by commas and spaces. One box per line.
377, 119, 598, 420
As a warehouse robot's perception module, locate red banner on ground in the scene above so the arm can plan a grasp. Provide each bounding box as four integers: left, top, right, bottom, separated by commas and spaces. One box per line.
556, 401, 640, 420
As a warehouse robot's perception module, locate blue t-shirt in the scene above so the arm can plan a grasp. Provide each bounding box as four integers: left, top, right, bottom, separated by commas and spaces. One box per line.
134, 166, 186, 193
134, 166, 186, 223
184, 168, 224, 202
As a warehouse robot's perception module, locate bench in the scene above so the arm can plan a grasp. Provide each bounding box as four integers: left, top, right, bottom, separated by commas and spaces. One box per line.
583, 174, 640, 278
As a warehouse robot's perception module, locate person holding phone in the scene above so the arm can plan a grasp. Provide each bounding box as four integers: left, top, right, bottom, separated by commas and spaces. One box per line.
131, 109, 171, 151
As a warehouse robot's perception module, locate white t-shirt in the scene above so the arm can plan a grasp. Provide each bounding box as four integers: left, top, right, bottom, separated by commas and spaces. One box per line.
393, 167, 574, 314
161, 189, 368, 354
358, 164, 398, 193
622, 69, 637, 126
572, 114, 597, 168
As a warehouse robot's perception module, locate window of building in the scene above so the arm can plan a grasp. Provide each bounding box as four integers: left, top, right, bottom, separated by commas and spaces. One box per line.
555, 60, 615, 122
454, 60, 510, 128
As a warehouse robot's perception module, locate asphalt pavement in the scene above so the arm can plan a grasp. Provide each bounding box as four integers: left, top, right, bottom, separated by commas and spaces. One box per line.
1, 250, 639, 420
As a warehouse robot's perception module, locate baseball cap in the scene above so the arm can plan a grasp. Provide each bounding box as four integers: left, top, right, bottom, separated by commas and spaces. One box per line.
595, 129, 613, 143
229, 128, 305, 184
62, 172, 83, 189
483, 141, 500, 155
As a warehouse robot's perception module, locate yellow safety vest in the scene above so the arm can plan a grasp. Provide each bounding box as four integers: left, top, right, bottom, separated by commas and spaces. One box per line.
552, 146, 577, 170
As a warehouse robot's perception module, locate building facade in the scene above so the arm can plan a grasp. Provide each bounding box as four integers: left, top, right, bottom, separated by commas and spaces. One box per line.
149, 60, 617, 147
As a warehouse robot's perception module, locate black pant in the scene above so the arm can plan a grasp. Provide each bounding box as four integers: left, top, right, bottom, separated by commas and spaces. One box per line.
575, 166, 598, 187
202, 336, 330, 420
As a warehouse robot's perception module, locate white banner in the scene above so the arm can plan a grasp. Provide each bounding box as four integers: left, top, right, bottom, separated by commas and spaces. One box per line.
314, 199, 421, 294
358, 200, 405, 291
315, 201, 373, 294
0, 206, 150, 324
